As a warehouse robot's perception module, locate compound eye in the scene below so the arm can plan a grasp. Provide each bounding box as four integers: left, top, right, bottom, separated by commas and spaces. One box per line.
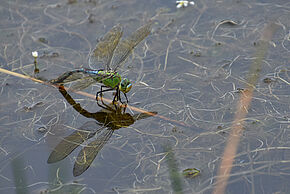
126, 83, 132, 93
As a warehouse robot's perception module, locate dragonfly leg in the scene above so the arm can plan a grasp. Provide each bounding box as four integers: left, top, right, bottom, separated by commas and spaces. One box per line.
113, 90, 127, 112
112, 88, 121, 110
118, 92, 128, 104
124, 93, 129, 104
118, 90, 121, 102
112, 88, 119, 104
96, 86, 114, 107
99, 86, 105, 105
97, 102, 112, 110
122, 93, 128, 112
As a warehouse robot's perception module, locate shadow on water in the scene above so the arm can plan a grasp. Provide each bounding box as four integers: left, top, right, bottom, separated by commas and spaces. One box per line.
47, 86, 157, 177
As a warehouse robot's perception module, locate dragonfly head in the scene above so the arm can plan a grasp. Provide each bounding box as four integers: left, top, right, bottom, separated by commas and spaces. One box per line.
119, 78, 132, 93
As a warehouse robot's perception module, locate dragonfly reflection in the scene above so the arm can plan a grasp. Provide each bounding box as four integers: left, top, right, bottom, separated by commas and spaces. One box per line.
50, 21, 152, 106
47, 86, 157, 176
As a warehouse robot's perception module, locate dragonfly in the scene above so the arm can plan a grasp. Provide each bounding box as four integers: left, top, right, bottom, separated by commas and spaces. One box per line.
50, 21, 152, 106
47, 86, 157, 176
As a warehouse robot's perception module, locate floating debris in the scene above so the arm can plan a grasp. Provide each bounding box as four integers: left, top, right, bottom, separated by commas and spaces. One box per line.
263, 77, 274, 84
37, 126, 47, 133
22, 101, 44, 112
182, 168, 200, 178
38, 37, 48, 44
32, 51, 38, 58
176, 1, 195, 8
218, 20, 241, 26
32, 51, 39, 73
235, 88, 246, 93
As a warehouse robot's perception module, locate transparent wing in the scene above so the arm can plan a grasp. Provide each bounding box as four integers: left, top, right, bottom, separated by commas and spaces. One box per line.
50, 71, 88, 84
69, 77, 97, 91
50, 70, 113, 91
110, 21, 152, 72
69, 72, 115, 91
73, 129, 114, 176
47, 121, 104, 163
88, 24, 123, 70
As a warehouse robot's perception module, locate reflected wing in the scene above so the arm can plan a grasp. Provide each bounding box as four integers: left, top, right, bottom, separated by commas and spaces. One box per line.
110, 21, 152, 72
73, 129, 114, 176
89, 24, 123, 70
47, 121, 103, 163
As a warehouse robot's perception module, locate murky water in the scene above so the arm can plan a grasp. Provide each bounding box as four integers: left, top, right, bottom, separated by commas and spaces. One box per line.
0, 0, 289, 193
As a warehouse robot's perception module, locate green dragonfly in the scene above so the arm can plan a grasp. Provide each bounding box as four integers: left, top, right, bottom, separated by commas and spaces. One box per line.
50, 21, 152, 106
47, 86, 157, 176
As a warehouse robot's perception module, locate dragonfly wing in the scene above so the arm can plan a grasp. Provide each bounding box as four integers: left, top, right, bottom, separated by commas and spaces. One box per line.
89, 24, 123, 70
69, 76, 96, 91
50, 70, 97, 90
50, 71, 87, 84
47, 121, 103, 163
73, 129, 114, 176
71, 72, 116, 91
110, 21, 152, 72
